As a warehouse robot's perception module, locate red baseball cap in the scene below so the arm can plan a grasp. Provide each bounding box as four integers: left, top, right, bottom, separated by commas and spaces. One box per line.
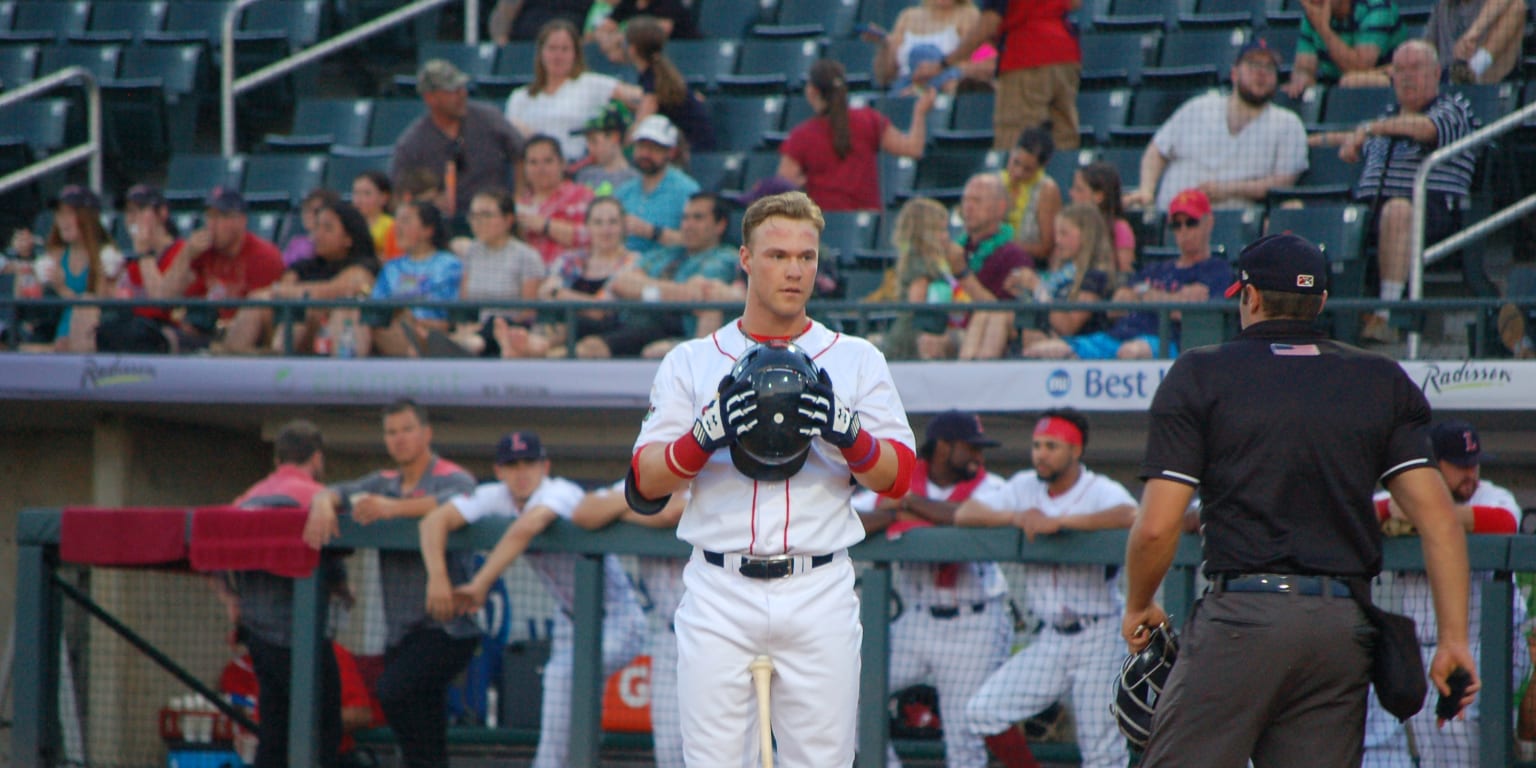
1167, 188, 1211, 220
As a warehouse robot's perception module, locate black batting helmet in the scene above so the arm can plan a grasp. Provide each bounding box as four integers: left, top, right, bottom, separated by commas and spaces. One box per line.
727, 341, 820, 482
1112, 623, 1179, 750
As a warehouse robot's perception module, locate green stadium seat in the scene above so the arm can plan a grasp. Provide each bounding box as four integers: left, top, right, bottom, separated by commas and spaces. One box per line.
265, 98, 374, 152
718, 38, 820, 93
148, 0, 227, 46
240, 0, 321, 48
1178, 0, 1266, 29
1154, 28, 1247, 80
243, 153, 326, 208
821, 38, 875, 90
165, 153, 246, 206
73, 0, 168, 43
0, 97, 69, 154
39, 43, 121, 81
102, 80, 171, 180
1076, 87, 1133, 145
685, 151, 746, 194
368, 99, 422, 147
756, 0, 860, 38
420, 41, 499, 79
708, 94, 785, 151
1078, 30, 1158, 86
698, 1, 769, 39
1093, 0, 1179, 31
1, 0, 89, 43
324, 146, 392, 191
1319, 86, 1394, 128
0, 43, 38, 87
669, 39, 739, 92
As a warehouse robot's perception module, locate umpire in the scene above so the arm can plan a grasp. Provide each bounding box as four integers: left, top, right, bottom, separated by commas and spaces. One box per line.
1120, 233, 1478, 766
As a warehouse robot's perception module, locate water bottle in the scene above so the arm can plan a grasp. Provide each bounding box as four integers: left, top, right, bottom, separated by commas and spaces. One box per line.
336, 316, 358, 358
312, 323, 332, 356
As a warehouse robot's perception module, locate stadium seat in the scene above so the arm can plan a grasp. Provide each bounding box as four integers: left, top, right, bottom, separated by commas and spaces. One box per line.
739, 150, 781, 192
247, 210, 284, 242
419, 41, 498, 79
73, 0, 169, 44
879, 154, 918, 207
1045, 148, 1095, 191
1096, 146, 1147, 193
1449, 82, 1515, 124
0, 43, 38, 87
240, 0, 321, 48
866, 93, 951, 137
718, 38, 821, 93
1178, 0, 1266, 28
117, 43, 205, 146
937, 91, 996, 146
39, 44, 121, 81
0, 138, 39, 240
1, 0, 89, 43
150, 0, 229, 46
368, 99, 422, 147
1124, 85, 1213, 128
0, 97, 69, 155
266, 98, 374, 152
324, 145, 392, 190
697, 1, 770, 39
0, 3, 14, 34
1319, 86, 1395, 127
101, 80, 171, 180
494, 40, 537, 79
1265, 144, 1358, 205
820, 38, 875, 90
820, 210, 879, 259
1270, 84, 1323, 126
668, 39, 739, 92
756, 0, 860, 38
1093, 0, 1179, 31
708, 94, 786, 151
1077, 87, 1133, 146
582, 41, 628, 78
686, 151, 746, 194
906, 148, 990, 203
164, 154, 246, 205
243, 153, 326, 208
1078, 30, 1158, 86
764, 96, 817, 144
857, 0, 903, 32
1153, 28, 1247, 80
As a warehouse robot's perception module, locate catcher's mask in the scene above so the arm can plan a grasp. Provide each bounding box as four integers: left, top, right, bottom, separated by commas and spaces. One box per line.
727, 341, 820, 482
1112, 623, 1179, 750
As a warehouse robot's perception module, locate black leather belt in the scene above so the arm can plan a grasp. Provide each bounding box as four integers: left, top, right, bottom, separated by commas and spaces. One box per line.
928, 602, 987, 619
703, 550, 835, 580
1052, 615, 1107, 635
1211, 573, 1357, 598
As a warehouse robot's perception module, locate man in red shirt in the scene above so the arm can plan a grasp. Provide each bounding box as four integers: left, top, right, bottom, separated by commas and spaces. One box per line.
922, 0, 1084, 151
156, 187, 284, 348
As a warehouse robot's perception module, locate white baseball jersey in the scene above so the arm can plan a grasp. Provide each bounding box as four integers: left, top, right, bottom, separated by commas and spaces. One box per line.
971, 466, 1136, 622
635, 319, 916, 556
850, 474, 1011, 606
452, 476, 642, 617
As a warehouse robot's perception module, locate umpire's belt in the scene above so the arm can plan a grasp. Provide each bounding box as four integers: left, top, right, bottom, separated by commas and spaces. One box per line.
1211, 573, 1359, 598
703, 550, 837, 580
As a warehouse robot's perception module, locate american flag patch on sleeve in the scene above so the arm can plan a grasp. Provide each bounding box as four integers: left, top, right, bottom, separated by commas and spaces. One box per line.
1270, 343, 1320, 356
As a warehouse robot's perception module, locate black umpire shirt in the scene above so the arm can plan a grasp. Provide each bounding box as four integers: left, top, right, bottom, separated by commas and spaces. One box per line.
1141, 319, 1435, 579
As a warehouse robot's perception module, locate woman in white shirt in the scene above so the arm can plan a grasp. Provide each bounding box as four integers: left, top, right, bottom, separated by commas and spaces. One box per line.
868, 0, 993, 94
505, 19, 641, 161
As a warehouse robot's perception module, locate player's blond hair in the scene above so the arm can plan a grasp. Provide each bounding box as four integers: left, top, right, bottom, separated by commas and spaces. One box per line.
741, 191, 825, 249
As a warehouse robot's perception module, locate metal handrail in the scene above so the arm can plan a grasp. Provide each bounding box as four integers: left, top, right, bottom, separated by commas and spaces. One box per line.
1407, 99, 1536, 359
221, 0, 481, 156
0, 67, 101, 196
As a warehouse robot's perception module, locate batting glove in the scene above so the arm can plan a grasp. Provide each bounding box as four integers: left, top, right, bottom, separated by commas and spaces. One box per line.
693, 375, 757, 453
798, 369, 862, 449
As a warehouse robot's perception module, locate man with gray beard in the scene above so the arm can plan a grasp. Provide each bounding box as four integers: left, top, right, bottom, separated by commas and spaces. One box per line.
1123, 38, 1309, 212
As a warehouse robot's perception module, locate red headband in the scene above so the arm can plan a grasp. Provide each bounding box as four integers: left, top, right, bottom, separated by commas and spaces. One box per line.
1034, 416, 1083, 447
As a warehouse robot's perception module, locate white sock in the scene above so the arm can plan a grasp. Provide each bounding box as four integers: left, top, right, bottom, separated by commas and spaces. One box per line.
1377, 280, 1405, 320
1469, 48, 1493, 77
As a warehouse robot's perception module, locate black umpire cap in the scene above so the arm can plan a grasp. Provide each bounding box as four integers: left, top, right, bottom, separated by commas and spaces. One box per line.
1224, 233, 1329, 298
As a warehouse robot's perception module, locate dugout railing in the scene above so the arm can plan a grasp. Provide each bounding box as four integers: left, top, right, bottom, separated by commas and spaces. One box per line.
13, 507, 1529, 768
0, 294, 1525, 359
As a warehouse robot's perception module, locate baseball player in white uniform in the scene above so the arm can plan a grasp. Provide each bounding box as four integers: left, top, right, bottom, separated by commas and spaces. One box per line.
628, 191, 916, 767
572, 481, 689, 768
418, 431, 647, 768
853, 410, 1014, 768
955, 409, 1137, 768
1364, 419, 1523, 768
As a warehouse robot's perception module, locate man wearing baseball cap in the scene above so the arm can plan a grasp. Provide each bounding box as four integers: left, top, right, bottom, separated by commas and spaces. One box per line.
572, 102, 638, 196
615, 115, 700, 255
152, 186, 283, 349
390, 58, 524, 216
1075, 188, 1232, 359
1125, 232, 1475, 766
1123, 36, 1308, 212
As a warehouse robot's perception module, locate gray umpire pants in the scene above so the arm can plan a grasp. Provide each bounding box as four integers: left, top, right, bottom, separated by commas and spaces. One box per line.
1139, 590, 1375, 768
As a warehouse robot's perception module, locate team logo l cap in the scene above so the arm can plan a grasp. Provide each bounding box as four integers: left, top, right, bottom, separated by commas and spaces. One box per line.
1430, 419, 1492, 467
1224, 233, 1329, 298
495, 431, 546, 464
924, 410, 1000, 449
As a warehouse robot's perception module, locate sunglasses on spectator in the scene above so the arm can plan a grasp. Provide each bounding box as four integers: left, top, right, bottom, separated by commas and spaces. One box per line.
1168, 217, 1201, 230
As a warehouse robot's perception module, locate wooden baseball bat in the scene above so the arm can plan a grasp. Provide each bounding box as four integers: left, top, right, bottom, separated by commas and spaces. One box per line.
749, 655, 774, 768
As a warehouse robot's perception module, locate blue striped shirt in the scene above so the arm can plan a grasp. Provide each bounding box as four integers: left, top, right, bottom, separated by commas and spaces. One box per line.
1354, 92, 1478, 200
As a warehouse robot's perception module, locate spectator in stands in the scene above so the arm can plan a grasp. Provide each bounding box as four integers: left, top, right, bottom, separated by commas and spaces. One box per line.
778, 59, 935, 212
223, 201, 380, 355
577, 191, 738, 358
8, 186, 123, 353
950, 173, 1032, 359
615, 115, 700, 255
882, 197, 965, 360
516, 134, 595, 265
571, 104, 638, 196
213, 419, 347, 768
489, 0, 590, 44
451, 189, 547, 357
157, 188, 284, 353
95, 185, 184, 354
282, 189, 343, 267
505, 20, 642, 162
591, 0, 701, 62
921, 0, 1083, 150
625, 16, 715, 154
358, 201, 463, 357
352, 171, 401, 260
419, 430, 648, 768
392, 59, 524, 217
1068, 188, 1233, 359
1125, 38, 1309, 212
868, 0, 995, 95
524, 196, 635, 356
302, 399, 479, 768
1500, 302, 1534, 358
1321, 39, 1478, 344
1071, 162, 1138, 276
1017, 203, 1121, 358
1283, 0, 1408, 96
1001, 124, 1062, 261
1423, 0, 1526, 83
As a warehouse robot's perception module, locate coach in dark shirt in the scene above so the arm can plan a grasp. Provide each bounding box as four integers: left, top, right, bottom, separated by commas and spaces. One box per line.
1120, 233, 1476, 767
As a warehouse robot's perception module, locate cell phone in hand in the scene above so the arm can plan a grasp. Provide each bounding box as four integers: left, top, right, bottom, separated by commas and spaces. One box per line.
1435, 667, 1472, 721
